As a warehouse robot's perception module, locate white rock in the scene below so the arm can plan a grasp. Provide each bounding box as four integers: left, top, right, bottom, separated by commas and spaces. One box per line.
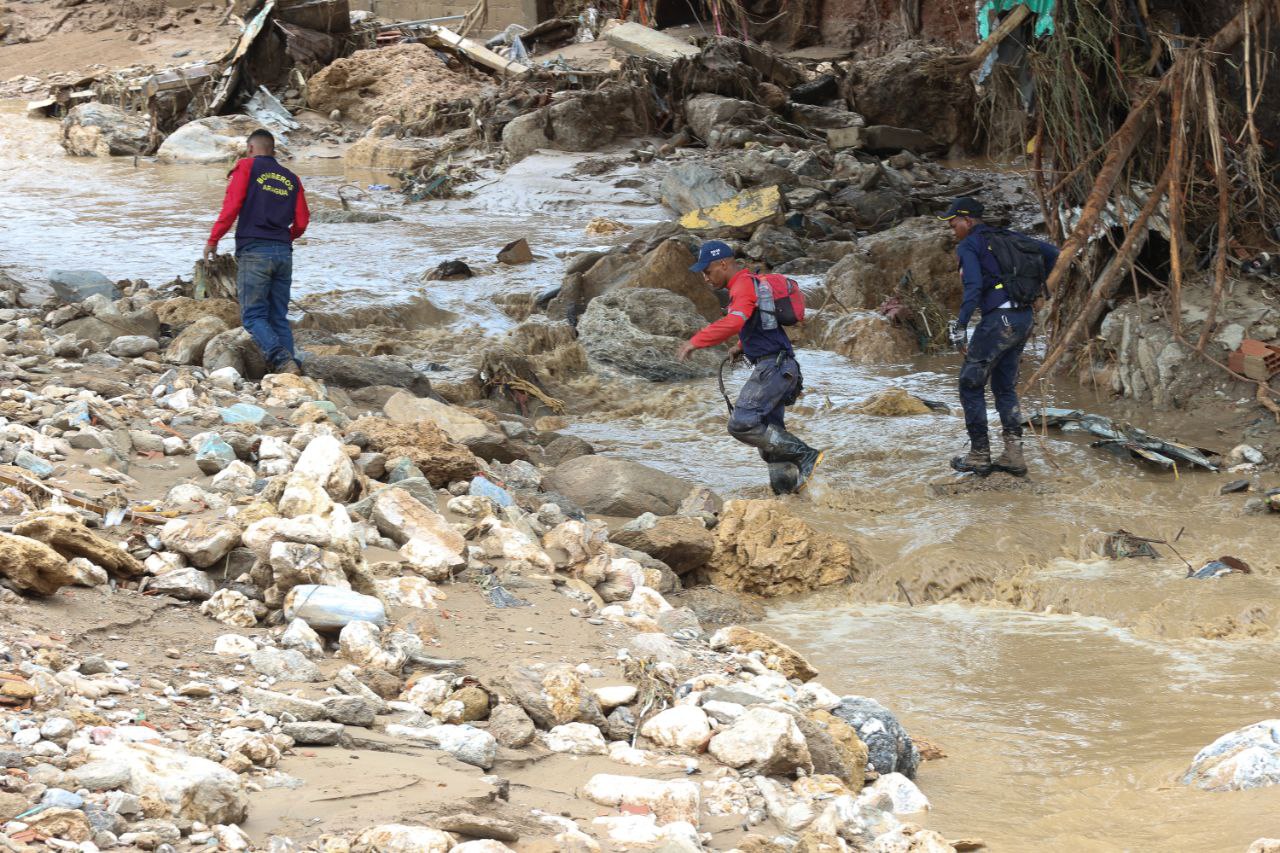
372, 488, 465, 551
352, 824, 453, 853
399, 536, 466, 582
871, 825, 956, 853
162, 388, 197, 411
144, 552, 185, 574
287, 435, 355, 504
580, 773, 701, 825
74, 740, 247, 824
702, 700, 746, 725
147, 567, 216, 601
640, 706, 711, 753
210, 461, 256, 494
277, 473, 334, 519
402, 676, 450, 710
209, 366, 242, 391
386, 724, 497, 769
164, 483, 223, 512
338, 620, 404, 672
12, 728, 40, 746
201, 589, 258, 628
794, 682, 842, 712
450, 842, 515, 852
280, 618, 325, 658
627, 586, 673, 619
593, 684, 638, 711
1228, 444, 1266, 466
250, 647, 322, 682
544, 722, 608, 755
40, 717, 76, 743
708, 706, 812, 776
160, 519, 240, 568
542, 519, 609, 569
607, 741, 697, 772
213, 634, 257, 657
376, 576, 444, 609
163, 435, 189, 455
592, 814, 703, 850
859, 772, 930, 814
1183, 719, 1280, 791
478, 518, 556, 573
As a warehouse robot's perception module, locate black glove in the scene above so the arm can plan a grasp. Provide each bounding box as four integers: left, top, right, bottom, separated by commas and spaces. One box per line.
947, 318, 967, 350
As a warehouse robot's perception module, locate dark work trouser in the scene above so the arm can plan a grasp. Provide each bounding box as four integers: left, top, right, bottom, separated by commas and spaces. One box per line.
236, 240, 296, 369
727, 352, 813, 492
959, 307, 1034, 449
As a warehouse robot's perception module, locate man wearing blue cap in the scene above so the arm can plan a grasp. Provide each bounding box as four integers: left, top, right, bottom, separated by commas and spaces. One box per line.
940, 197, 1059, 476
677, 241, 822, 494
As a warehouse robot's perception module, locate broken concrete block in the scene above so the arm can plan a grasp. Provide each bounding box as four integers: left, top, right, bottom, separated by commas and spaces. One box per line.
679, 185, 783, 231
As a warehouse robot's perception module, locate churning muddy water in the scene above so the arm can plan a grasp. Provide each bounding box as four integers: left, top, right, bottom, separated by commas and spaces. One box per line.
3, 100, 1277, 852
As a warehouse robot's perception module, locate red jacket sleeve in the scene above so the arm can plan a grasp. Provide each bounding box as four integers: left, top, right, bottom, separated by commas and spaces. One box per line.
690, 277, 756, 349
290, 182, 309, 240
208, 159, 251, 245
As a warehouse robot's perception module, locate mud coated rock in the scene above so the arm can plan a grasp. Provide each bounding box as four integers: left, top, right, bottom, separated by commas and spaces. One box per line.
546, 454, 713, 517
831, 696, 919, 779
709, 625, 818, 681
281, 721, 344, 745
165, 316, 228, 365
707, 499, 859, 597
823, 217, 959, 312
488, 702, 536, 748
353, 824, 453, 853
661, 162, 736, 215
13, 514, 144, 578
0, 533, 78, 596
204, 328, 269, 381
576, 288, 722, 382
580, 773, 700, 825
611, 513, 714, 575
502, 85, 645, 161
61, 103, 150, 157
303, 354, 433, 396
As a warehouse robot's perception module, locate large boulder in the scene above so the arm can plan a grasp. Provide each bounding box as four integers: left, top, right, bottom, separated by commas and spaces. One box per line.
57, 304, 160, 347
502, 85, 646, 161
203, 328, 269, 381
12, 514, 144, 578
73, 740, 247, 824
157, 115, 266, 164
823, 217, 959, 311
660, 162, 736, 215
841, 43, 979, 153
552, 240, 722, 323
48, 270, 119, 304
154, 297, 241, 329
499, 664, 605, 730
831, 697, 919, 779
546, 455, 713, 518
576, 288, 721, 381
383, 392, 489, 444
706, 499, 860, 597
708, 706, 813, 776
0, 533, 78, 596
610, 513, 714, 575
61, 103, 150, 157
708, 625, 818, 681
301, 354, 433, 397
345, 416, 478, 487
801, 311, 918, 364
1183, 720, 1280, 792
684, 93, 767, 142
165, 316, 228, 365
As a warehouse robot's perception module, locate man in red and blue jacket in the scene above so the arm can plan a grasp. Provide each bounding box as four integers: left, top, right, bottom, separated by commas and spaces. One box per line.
677, 241, 823, 494
204, 129, 310, 375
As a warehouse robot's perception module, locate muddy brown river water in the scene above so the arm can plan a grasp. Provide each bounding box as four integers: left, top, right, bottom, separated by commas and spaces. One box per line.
3, 101, 1278, 851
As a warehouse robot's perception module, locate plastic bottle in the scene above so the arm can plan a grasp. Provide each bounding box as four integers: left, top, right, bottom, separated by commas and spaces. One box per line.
753, 276, 778, 330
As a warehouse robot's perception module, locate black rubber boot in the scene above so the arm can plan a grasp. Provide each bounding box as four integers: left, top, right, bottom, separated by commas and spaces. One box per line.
950, 442, 992, 476
762, 426, 824, 493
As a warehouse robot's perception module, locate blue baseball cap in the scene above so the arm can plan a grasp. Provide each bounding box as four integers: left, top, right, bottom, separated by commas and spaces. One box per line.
690, 240, 733, 273
938, 196, 984, 220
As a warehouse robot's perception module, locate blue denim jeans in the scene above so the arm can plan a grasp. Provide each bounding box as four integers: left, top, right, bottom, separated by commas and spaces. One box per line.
959, 307, 1034, 448
236, 240, 295, 368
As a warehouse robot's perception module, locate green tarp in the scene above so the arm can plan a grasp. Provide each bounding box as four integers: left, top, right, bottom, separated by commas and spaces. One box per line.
978, 0, 1056, 40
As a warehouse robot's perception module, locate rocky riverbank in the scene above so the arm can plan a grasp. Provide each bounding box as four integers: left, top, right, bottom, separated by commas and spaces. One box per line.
0, 276, 969, 852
